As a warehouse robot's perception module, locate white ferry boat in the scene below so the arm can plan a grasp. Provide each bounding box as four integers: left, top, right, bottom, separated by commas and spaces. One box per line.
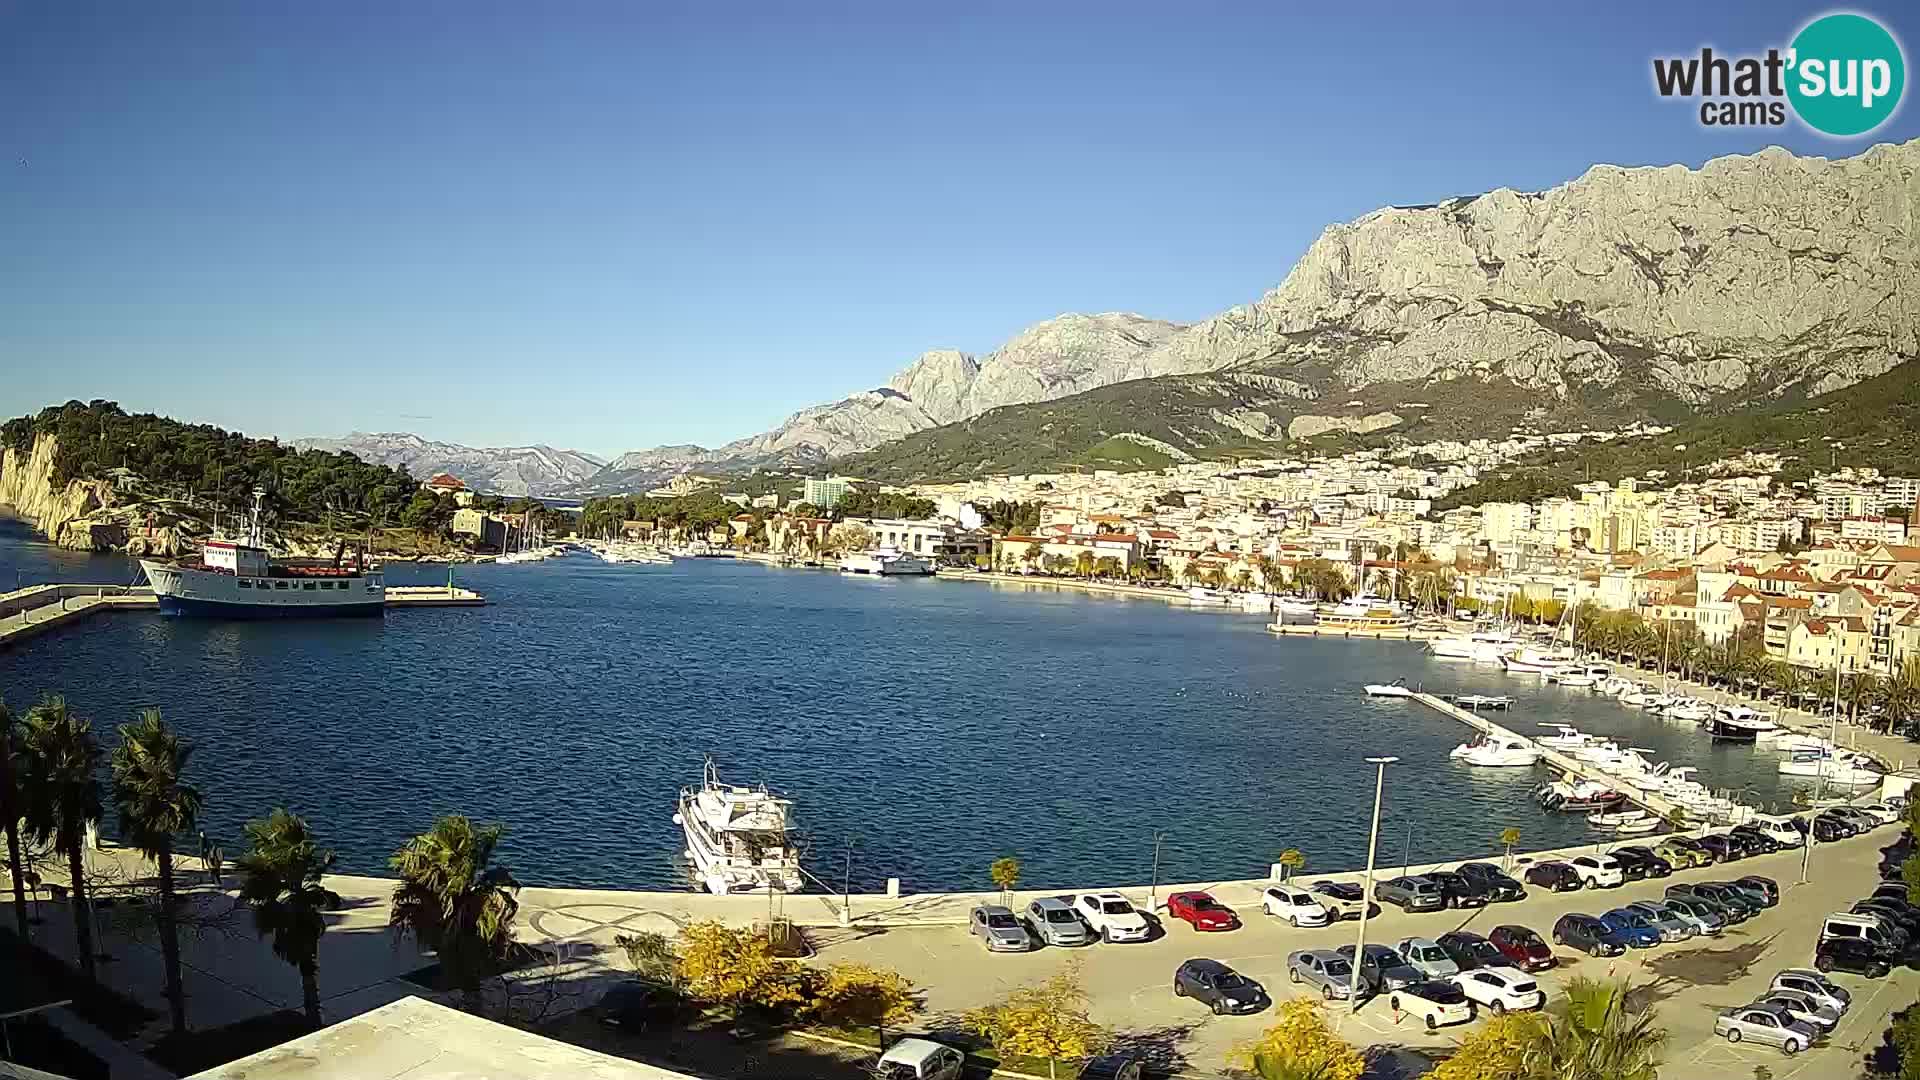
139, 490, 384, 618
838, 547, 934, 576
672, 759, 805, 895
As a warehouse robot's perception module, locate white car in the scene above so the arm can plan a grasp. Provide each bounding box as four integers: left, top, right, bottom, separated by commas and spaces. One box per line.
1750, 815, 1806, 848
1570, 854, 1624, 888
1771, 968, 1851, 1015
1073, 892, 1151, 943
1393, 937, 1460, 979
1387, 980, 1475, 1030
1858, 803, 1904, 826
875, 1038, 965, 1080
1261, 886, 1331, 927
1450, 967, 1544, 1014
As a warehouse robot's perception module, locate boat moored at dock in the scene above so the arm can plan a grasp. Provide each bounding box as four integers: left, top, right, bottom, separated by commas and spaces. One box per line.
839, 548, 935, 576
139, 490, 385, 618
673, 758, 805, 895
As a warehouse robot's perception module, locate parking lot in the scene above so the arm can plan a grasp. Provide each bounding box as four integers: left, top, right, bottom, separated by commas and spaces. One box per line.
810, 830, 1918, 1077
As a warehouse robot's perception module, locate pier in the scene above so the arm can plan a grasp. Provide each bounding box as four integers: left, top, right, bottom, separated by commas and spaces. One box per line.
0, 581, 486, 650
1265, 621, 1440, 641
1410, 691, 1685, 819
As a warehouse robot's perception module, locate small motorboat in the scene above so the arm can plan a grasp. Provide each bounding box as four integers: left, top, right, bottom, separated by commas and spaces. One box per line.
1588, 809, 1651, 827
1533, 724, 1592, 750
1707, 706, 1780, 743
1778, 748, 1882, 786
1451, 736, 1543, 767
1535, 777, 1628, 812
1452, 694, 1514, 710
1364, 678, 1415, 698
1590, 813, 1660, 835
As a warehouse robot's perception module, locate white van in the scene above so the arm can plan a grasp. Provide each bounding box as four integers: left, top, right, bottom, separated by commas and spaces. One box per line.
1821, 912, 1898, 951
1752, 815, 1806, 848
876, 1039, 965, 1080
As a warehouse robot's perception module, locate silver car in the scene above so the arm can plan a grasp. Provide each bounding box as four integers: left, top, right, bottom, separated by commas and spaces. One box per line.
969, 904, 1032, 952
1756, 989, 1841, 1033
1771, 968, 1851, 1014
1394, 937, 1461, 979
1287, 949, 1365, 1001
1714, 1002, 1819, 1055
1622, 900, 1696, 942
1022, 897, 1091, 947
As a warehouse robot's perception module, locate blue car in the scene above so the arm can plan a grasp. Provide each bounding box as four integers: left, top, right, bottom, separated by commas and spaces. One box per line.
1599, 908, 1664, 949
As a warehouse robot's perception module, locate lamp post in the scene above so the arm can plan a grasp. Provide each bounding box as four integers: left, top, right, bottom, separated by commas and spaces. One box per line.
1149, 831, 1166, 910
1800, 657, 1848, 885
1348, 755, 1397, 1011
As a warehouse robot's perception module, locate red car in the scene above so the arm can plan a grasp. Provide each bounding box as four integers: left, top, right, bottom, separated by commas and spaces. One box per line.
1166, 891, 1240, 932
1487, 924, 1556, 972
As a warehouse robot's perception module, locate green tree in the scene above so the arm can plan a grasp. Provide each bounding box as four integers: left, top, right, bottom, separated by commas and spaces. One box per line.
0, 700, 28, 936
1240, 998, 1365, 1080
613, 930, 684, 990
16, 695, 104, 982
109, 709, 203, 1035
990, 856, 1022, 902
1093, 556, 1122, 580
1074, 551, 1095, 579
1527, 977, 1665, 1080
236, 809, 341, 1027
1499, 827, 1521, 871
966, 965, 1109, 1080
388, 815, 521, 1013
1276, 848, 1305, 882
804, 963, 922, 1050
677, 920, 805, 1018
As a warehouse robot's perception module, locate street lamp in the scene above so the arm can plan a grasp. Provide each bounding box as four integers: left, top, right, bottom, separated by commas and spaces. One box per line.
1148, 831, 1167, 910
1801, 658, 1850, 885
1348, 755, 1398, 1011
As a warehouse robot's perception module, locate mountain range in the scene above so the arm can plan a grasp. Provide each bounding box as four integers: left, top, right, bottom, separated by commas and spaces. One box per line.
289, 432, 606, 497
306, 139, 1920, 495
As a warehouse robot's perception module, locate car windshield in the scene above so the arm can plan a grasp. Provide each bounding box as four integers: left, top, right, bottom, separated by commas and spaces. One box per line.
1101, 900, 1134, 915
1323, 959, 1351, 977
1191, 897, 1222, 909
1416, 946, 1447, 962
1513, 980, 1537, 993
1417, 983, 1465, 1003
1215, 973, 1248, 990
1469, 941, 1500, 958
877, 1064, 916, 1080
987, 913, 1018, 928
1512, 931, 1543, 946
1045, 909, 1076, 923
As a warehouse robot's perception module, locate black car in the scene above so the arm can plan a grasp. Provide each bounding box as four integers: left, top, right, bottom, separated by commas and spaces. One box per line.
1551, 913, 1626, 957
1455, 862, 1528, 901
1435, 930, 1508, 972
1425, 871, 1491, 910
1601, 848, 1649, 881
593, 981, 684, 1030
1611, 846, 1672, 878
1172, 958, 1269, 1015
1872, 882, 1915, 906
1817, 935, 1895, 977
1854, 900, 1920, 941
1728, 826, 1780, 855
1376, 875, 1446, 912
1816, 810, 1862, 839
1080, 1055, 1145, 1080
1666, 883, 1747, 924
1523, 862, 1583, 892
1695, 835, 1741, 863
1693, 882, 1763, 918
1813, 814, 1850, 843
1734, 875, 1780, 907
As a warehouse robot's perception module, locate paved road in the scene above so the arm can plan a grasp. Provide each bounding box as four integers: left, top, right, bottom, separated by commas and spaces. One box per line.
810, 828, 1915, 1078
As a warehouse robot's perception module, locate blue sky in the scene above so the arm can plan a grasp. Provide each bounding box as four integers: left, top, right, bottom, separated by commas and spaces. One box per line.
3, 2, 1916, 459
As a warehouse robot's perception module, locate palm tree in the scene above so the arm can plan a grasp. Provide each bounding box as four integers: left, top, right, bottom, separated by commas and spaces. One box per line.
236, 809, 340, 1027
1525, 977, 1665, 1080
109, 709, 203, 1035
1, 700, 29, 936
16, 695, 104, 981
388, 815, 519, 1013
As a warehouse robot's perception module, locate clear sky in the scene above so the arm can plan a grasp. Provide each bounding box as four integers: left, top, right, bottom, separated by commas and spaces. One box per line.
4, 1, 1916, 459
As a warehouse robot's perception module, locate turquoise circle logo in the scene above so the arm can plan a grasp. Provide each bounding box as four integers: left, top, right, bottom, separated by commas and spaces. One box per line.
1788, 13, 1905, 136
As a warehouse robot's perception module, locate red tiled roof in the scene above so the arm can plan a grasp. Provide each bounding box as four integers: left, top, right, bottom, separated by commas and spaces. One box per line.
1769, 596, 1814, 610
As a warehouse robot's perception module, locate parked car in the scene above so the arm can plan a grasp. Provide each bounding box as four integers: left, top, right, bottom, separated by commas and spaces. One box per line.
968, 904, 1033, 952
1667, 883, 1750, 924
1609, 846, 1671, 879
876, 1038, 967, 1080
1695, 834, 1741, 863
1870, 881, 1912, 905
1658, 894, 1729, 935
1450, 967, 1544, 1014
1811, 813, 1850, 843
1771, 968, 1852, 1014
1598, 908, 1663, 949
1736, 876, 1781, 907
1388, 981, 1475, 1030
1166, 891, 1240, 932
1833, 806, 1886, 832
1858, 803, 1904, 826
1851, 900, 1920, 940
1708, 879, 1773, 912
1815, 935, 1895, 977
1023, 897, 1092, 947
1756, 988, 1841, 1033
1654, 837, 1712, 869
1693, 882, 1764, 919
1553, 913, 1628, 957
1079, 1055, 1144, 1080
1570, 855, 1625, 888
1713, 1002, 1818, 1056
1728, 825, 1781, 855
1338, 943, 1422, 993
1258, 886, 1329, 928
1393, 937, 1461, 979
1749, 816, 1806, 848
1620, 900, 1695, 942
1172, 958, 1268, 1015
592, 981, 684, 1030
1375, 875, 1446, 912
1308, 880, 1378, 921
1523, 861, 1583, 892
1821, 912, 1905, 954
1454, 862, 1527, 901
1489, 925, 1556, 971
1436, 930, 1509, 972
1074, 892, 1151, 943
1287, 949, 1365, 1001
1424, 870, 1491, 909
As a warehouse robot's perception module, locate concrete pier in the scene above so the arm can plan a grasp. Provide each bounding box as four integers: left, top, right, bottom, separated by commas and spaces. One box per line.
1265, 622, 1439, 641
0, 581, 485, 651
1410, 691, 1684, 818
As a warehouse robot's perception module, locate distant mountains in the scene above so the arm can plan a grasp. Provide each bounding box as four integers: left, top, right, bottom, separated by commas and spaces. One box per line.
307, 139, 1919, 493
290, 432, 606, 497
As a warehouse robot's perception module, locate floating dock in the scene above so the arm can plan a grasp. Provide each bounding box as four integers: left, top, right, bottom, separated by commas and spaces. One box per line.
383, 586, 487, 607
1410, 691, 1684, 819
0, 582, 486, 651
1266, 622, 1440, 641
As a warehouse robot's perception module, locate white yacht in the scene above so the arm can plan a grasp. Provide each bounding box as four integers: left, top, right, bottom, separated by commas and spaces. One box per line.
1501, 647, 1576, 674
1705, 705, 1780, 743
1429, 629, 1520, 662
1544, 663, 1609, 688
1363, 678, 1415, 698
1449, 736, 1543, 767
673, 759, 805, 895
838, 547, 934, 576
1274, 596, 1319, 618
1777, 748, 1882, 786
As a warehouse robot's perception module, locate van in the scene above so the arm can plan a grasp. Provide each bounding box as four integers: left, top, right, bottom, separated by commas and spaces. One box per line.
1821, 912, 1897, 951
1752, 815, 1806, 848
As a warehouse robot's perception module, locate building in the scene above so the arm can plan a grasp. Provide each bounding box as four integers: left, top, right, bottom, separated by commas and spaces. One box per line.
803, 477, 850, 509
450, 508, 515, 552
423, 473, 475, 507
857, 517, 990, 559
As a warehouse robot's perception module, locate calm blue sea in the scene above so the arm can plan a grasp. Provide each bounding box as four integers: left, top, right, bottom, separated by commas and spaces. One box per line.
0, 519, 1807, 892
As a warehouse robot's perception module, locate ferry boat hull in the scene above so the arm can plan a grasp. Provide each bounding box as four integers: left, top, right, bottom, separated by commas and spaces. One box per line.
155, 591, 384, 619
140, 562, 385, 618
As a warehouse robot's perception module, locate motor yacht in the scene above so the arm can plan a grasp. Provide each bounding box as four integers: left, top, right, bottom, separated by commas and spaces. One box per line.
1545, 663, 1610, 688
1501, 647, 1576, 675
673, 759, 805, 895
1363, 678, 1415, 698
1705, 705, 1780, 743
1450, 736, 1543, 767
1777, 748, 1882, 786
